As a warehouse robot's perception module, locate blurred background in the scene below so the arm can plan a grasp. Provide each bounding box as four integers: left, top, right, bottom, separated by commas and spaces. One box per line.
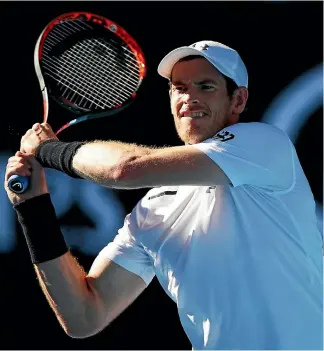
0, 1, 322, 349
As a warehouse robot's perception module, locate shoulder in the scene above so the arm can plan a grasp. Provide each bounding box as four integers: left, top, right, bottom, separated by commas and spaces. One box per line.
210, 122, 292, 149
221, 122, 290, 139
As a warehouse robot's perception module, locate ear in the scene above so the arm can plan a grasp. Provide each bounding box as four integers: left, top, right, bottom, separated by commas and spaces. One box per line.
168, 81, 173, 98
231, 87, 249, 115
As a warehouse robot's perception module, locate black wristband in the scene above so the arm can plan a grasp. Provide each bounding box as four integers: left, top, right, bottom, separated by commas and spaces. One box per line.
35, 139, 85, 178
13, 193, 69, 264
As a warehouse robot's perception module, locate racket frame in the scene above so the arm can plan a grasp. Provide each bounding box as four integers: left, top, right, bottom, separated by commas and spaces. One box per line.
34, 11, 147, 135
8, 11, 146, 194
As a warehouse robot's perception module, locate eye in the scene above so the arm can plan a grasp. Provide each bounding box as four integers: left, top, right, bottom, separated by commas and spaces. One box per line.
173, 86, 187, 92
200, 84, 216, 91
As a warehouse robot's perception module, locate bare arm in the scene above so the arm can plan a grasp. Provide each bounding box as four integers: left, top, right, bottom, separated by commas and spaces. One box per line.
35, 250, 147, 338
72, 141, 229, 189
4, 151, 147, 339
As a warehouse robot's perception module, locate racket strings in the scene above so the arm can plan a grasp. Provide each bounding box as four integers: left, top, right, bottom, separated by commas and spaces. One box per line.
41, 19, 141, 110
43, 32, 138, 107
44, 40, 137, 109
66, 19, 141, 74
67, 39, 139, 95
71, 19, 140, 67
42, 43, 129, 109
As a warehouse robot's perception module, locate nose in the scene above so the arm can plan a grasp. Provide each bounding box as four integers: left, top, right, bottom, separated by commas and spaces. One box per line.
187, 98, 199, 104
182, 89, 200, 105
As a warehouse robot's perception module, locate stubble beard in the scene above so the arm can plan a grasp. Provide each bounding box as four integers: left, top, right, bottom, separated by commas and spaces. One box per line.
175, 115, 227, 145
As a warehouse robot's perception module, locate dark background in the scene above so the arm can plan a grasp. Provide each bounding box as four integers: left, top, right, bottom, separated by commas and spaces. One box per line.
0, 1, 322, 349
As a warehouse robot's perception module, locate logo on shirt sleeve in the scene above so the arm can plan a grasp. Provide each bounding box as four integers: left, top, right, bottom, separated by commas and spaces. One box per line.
212, 130, 235, 142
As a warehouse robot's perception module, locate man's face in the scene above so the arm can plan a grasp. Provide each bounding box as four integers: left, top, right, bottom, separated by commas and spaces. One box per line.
169, 57, 238, 145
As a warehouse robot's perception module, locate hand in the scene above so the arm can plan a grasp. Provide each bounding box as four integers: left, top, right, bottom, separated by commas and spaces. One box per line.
20, 123, 58, 155
4, 151, 49, 205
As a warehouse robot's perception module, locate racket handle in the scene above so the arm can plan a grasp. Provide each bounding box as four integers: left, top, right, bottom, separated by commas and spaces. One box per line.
8, 175, 30, 194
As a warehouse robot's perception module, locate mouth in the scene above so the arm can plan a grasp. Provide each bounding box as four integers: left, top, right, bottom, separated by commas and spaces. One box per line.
180, 111, 208, 119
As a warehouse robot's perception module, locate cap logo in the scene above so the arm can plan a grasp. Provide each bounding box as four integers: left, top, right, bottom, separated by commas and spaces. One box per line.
191, 43, 210, 51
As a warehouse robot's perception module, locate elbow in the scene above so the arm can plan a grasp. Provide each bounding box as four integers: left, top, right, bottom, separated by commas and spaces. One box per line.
65, 329, 100, 339
65, 329, 91, 339
61, 320, 96, 339
64, 322, 108, 339
60, 297, 109, 339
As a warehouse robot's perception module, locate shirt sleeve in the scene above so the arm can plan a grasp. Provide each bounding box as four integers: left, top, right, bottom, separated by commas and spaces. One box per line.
192, 122, 295, 191
99, 197, 155, 286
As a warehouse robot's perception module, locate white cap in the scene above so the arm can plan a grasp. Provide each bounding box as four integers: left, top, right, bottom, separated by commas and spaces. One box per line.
157, 40, 248, 88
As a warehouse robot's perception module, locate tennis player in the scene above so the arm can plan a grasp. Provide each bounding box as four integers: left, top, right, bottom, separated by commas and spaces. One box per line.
5, 41, 323, 350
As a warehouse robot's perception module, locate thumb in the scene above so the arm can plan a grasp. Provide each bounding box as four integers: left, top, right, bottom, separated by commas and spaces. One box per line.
42, 123, 55, 133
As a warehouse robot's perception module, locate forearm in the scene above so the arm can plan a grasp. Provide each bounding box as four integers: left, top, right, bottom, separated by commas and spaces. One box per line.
34, 251, 102, 338
72, 140, 154, 187
13, 194, 104, 338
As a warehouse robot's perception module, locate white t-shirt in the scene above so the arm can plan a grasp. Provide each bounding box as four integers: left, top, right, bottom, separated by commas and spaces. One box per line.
100, 122, 323, 350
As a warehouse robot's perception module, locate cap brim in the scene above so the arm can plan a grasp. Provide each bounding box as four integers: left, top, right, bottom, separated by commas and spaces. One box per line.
157, 47, 206, 80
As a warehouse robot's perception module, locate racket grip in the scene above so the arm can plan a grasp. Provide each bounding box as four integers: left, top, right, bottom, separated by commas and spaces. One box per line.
8, 175, 30, 194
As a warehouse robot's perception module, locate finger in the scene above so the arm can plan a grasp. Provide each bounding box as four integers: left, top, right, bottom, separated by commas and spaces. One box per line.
10, 153, 42, 171
32, 123, 41, 132
42, 123, 51, 130
8, 155, 19, 163
16, 151, 34, 158
42, 123, 56, 135
7, 165, 32, 177
13, 151, 32, 160
8, 153, 32, 165
32, 123, 44, 136
6, 160, 31, 173
7, 156, 24, 165
6, 160, 22, 169
7, 157, 32, 167
7, 155, 32, 168
6, 163, 32, 179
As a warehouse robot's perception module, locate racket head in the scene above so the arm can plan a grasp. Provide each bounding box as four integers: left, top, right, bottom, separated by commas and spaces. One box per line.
34, 12, 146, 134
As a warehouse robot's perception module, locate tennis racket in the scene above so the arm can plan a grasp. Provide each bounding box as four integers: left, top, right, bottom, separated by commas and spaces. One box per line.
8, 11, 146, 194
